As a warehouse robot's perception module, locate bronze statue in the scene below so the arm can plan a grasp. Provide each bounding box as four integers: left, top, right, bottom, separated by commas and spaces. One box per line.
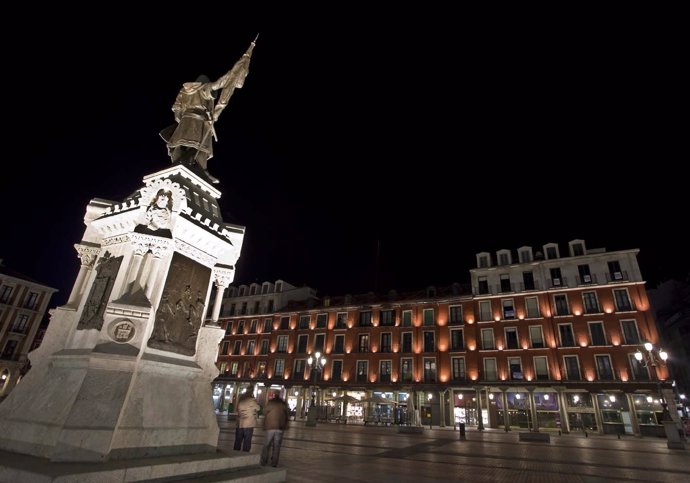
160, 38, 256, 183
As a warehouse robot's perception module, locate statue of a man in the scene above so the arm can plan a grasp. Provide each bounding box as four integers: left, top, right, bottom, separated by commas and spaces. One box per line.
160, 39, 256, 183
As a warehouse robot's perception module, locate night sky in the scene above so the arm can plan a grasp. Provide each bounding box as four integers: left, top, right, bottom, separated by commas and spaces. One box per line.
1, 9, 686, 307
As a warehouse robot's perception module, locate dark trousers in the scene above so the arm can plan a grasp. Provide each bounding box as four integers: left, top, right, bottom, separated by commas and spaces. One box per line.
233, 427, 254, 451
260, 429, 284, 466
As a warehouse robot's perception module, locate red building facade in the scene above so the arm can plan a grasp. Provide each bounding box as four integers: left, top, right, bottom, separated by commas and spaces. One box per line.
214, 241, 671, 435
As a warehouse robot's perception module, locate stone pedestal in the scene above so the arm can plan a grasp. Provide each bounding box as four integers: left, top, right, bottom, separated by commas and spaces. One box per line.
0, 166, 245, 465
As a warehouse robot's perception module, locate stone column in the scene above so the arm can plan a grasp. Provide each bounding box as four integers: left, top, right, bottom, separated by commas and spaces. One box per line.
626, 392, 641, 436
556, 387, 570, 433
66, 244, 99, 307
209, 268, 233, 326
527, 388, 539, 432
125, 241, 148, 290
591, 392, 603, 434
144, 241, 169, 299
502, 388, 511, 431
475, 387, 484, 430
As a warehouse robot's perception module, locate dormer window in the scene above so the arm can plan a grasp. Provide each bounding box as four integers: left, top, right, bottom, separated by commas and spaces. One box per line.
544, 243, 559, 260
426, 286, 437, 298
497, 250, 511, 266
238, 286, 246, 297
476, 252, 490, 268
569, 239, 586, 257
518, 247, 533, 264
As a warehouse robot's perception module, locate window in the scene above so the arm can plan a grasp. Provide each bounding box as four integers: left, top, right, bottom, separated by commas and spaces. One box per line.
401, 310, 412, 327
246, 340, 255, 355
240, 302, 247, 315
379, 361, 392, 383
478, 301, 492, 321
613, 289, 633, 311
0, 285, 13, 304
250, 285, 257, 296
563, 355, 581, 381
595, 355, 614, 380
313, 333, 325, 353
449, 305, 463, 325
508, 357, 523, 380
232, 341, 241, 355
237, 320, 245, 334
243, 361, 251, 378
550, 267, 563, 287
558, 324, 576, 347
359, 311, 372, 327
423, 308, 435, 326
293, 360, 306, 380
529, 325, 544, 348
525, 297, 540, 318
401, 332, 413, 353
523, 271, 535, 290
331, 360, 343, 382
253, 301, 260, 314
380, 310, 395, 326
229, 303, 236, 316
589, 322, 606, 346
451, 357, 466, 381
335, 312, 348, 329
279, 316, 290, 330
261, 284, 269, 295
629, 354, 649, 380
11, 314, 29, 333
423, 358, 437, 383
260, 340, 269, 355
249, 319, 258, 333
502, 299, 515, 319
267, 299, 274, 313
519, 249, 532, 263
608, 261, 623, 281
621, 320, 640, 345
423, 331, 435, 352
496, 324, 513, 349
481, 328, 494, 350
534, 356, 549, 380
276, 335, 288, 353
500, 274, 512, 293
298, 315, 310, 329
380, 333, 392, 352
572, 243, 585, 256
256, 361, 267, 378
356, 361, 368, 383
478, 254, 489, 268
582, 292, 600, 314
477, 277, 489, 295
275, 282, 283, 293
297, 335, 308, 353
401, 358, 413, 382
450, 329, 464, 351
263, 318, 273, 333
316, 313, 327, 329
499, 252, 510, 266
24, 292, 39, 310
333, 334, 344, 354
545, 245, 559, 259
483, 358, 497, 381
230, 361, 239, 376
554, 294, 569, 316
578, 264, 592, 284
221, 341, 229, 354
358, 334, 370, 353
238, 286, 246, 296
274, 359, 285, 377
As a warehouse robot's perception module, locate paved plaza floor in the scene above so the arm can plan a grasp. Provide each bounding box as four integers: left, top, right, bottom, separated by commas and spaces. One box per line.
217, 415, 689, 483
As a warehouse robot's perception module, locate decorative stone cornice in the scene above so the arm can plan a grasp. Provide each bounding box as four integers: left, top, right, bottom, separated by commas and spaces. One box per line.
102, 234, 131, 246
129, 233, 173, 259
175, 239, 216, 267
74, 244, 101, 267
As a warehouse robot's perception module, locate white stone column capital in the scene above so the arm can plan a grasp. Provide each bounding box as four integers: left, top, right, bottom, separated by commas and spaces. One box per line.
212, 267, 234, 288
74, 244, 100, 267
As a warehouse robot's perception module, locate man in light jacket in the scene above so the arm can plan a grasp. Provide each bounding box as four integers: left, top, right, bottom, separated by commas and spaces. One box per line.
233, 386, 261, 451
261, 392, 290, 467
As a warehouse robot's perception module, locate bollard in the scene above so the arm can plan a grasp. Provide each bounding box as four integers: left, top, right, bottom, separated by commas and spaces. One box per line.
585, 431, 588, 438
459, 422, 466, 441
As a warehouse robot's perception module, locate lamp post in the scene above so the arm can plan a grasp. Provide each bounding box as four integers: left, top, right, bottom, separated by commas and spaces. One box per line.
306, 351, 326, 427
634, 342, 684, 449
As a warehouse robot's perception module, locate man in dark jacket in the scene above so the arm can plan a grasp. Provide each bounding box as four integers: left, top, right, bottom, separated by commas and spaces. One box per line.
260, 392, 290, 467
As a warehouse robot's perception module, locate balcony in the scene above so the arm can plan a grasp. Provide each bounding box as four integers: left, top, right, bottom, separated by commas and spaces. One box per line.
549, 277, 569, 289
576, 274, 599, 285
606, 270, 629, 283
495, 282, 517, 294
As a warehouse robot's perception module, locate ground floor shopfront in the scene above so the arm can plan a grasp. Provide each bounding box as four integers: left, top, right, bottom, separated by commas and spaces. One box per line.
212, 380, 675, 437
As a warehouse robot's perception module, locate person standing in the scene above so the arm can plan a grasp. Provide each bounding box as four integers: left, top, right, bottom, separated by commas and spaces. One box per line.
233, 387, 261, 452
261, 392, 290, 467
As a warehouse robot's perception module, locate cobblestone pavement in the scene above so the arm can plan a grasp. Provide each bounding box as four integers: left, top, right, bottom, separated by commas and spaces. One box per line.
217, 415, 689, 483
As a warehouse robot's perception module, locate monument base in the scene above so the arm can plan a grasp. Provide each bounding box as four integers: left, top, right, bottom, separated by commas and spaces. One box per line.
0, 448, 285, 482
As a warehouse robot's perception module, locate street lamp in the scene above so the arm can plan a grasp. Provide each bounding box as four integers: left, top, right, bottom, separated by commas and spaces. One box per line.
306, 351, 326, 426
634, 342, 684, 449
